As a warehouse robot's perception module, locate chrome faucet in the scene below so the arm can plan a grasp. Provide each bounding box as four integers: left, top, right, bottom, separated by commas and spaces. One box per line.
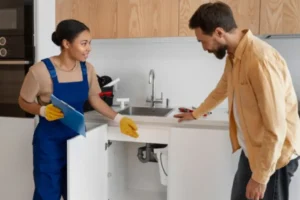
146, 69, 163, 107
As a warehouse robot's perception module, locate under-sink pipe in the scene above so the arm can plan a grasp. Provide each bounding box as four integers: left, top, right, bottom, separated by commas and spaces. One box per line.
137, 143, 168, 163
137, 143, 152, 163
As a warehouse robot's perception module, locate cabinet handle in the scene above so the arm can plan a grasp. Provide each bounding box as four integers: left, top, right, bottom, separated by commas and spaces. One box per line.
0, 60, 31, 65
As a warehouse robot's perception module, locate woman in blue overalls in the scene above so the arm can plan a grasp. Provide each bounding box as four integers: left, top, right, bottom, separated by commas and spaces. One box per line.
18, 19, 138, 200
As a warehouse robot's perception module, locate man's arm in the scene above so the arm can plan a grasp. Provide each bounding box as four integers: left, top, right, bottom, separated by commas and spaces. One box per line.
192, 69, 228, 118
249, 59, 287, 184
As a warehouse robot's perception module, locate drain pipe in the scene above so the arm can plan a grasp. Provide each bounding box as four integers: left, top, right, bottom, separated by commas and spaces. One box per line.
137, 143, 152, 163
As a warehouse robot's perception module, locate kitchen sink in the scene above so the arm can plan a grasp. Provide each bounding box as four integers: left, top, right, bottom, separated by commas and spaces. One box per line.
119, 106, 173, 117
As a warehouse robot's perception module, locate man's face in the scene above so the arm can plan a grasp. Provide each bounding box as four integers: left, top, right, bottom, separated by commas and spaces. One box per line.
195, 27, 227, 59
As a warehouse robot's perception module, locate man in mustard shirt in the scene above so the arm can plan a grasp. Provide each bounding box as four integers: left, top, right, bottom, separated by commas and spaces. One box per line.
174, 2, 300, 200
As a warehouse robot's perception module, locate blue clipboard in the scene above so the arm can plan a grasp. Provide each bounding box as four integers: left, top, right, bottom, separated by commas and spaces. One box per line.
51, 94, 86, 137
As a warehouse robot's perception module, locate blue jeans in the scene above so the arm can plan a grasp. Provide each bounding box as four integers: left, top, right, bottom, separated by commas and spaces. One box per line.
231, 151, 299, 200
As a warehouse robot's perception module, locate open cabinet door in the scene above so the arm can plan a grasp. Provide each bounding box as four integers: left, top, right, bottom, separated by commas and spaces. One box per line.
67, 124, 108, 200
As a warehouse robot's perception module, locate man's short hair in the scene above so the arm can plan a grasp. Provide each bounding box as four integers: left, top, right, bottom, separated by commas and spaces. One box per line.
189, 1, 237, 35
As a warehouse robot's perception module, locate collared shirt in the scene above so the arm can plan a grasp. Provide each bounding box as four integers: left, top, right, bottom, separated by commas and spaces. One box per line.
192, 29, 300, 184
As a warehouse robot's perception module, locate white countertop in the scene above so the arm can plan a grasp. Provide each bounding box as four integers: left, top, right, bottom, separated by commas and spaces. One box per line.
84, 106, 229, 130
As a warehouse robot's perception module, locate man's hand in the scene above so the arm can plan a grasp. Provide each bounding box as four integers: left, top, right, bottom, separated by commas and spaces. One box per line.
246, 178, 266, 200
173, 112, 196, 122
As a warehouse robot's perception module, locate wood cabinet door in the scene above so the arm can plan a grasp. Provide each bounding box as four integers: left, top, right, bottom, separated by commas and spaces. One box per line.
222, 0, 260, 34
179, 0, 209, 36
56, 0, 118, 39
117, 0, 179, 38
179, 0, 260, 36
260, 0, 300, 34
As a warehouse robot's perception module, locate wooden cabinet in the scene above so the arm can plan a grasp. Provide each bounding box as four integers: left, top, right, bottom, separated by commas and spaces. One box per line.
117, 0, 178, 38
178, 0, 260, 36
56, 0, 118, 39
179, 0, 209, 37
56, 0, 178, 39
223, 0, 260, 34
55, 0, 300, 39
260, 0, 300, 35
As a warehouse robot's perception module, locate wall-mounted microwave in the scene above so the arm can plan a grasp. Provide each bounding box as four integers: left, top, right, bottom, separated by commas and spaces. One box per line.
0, 0, 34, 118
0, 0, 34, 36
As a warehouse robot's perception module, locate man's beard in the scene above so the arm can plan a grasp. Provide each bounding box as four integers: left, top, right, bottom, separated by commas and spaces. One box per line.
213, 45, 227, 59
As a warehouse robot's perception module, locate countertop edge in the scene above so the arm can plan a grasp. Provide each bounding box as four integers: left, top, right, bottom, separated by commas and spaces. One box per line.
84, 108, 229, 130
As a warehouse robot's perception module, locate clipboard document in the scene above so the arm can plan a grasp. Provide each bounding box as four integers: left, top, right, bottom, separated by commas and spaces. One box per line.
51, 94, 86, 137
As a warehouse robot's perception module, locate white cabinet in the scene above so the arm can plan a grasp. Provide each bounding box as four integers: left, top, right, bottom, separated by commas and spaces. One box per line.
67, 124, 242, 200
67, 124, 169, 200
107, 141, 167, 200
67, 124, 108, 200
291, 165, 300, 200
167, 128, 239, 200
0, 118, 35, 200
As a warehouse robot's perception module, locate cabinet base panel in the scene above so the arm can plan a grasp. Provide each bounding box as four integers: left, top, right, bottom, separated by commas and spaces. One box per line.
115, 189, 167, 200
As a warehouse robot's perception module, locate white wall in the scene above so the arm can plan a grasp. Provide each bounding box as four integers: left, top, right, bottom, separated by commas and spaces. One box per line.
87, 37, 300, 109
34, 0, 59, 61
264, 38, 300, 97
88, 38, 227, 108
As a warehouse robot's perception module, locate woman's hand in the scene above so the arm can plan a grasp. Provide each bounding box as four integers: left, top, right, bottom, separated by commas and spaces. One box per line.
40, 104, 64, 121
115, 114, 139, 138
120, 117, 139, 138
88, 96, 139, 138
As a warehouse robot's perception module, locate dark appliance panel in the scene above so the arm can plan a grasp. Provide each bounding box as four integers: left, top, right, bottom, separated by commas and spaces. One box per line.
0, 61, 33, 118
0, 0, 33, 36
0, 0, 35, 118
0, 36, 34, 59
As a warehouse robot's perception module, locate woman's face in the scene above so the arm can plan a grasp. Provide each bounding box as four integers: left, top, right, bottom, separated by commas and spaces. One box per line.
63, 30, 92, 62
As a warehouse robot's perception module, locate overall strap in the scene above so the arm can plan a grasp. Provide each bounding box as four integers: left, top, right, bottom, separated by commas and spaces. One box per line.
80, 61, 88, 82
41, 58, 59, 84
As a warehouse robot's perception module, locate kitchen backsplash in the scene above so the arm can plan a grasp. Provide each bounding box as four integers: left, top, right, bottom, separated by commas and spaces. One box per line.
87, 37, 300, 109
88, 37, 227, 108
265, 38, 300, 96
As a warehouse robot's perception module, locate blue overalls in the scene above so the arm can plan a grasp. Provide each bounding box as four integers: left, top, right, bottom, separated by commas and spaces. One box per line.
32, 58, 89, 200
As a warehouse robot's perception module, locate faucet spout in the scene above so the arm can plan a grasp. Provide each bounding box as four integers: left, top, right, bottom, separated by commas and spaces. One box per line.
149, 69, 155, 84
149, 69, 155, 107
146, 69, 163, 108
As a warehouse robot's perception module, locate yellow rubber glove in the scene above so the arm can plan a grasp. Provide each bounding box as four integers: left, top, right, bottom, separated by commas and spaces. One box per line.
40, 104, 64, 121
115, 114, 139, 138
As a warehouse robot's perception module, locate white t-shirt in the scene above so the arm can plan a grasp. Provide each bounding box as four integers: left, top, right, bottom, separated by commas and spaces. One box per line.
233, 94, 248, 157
